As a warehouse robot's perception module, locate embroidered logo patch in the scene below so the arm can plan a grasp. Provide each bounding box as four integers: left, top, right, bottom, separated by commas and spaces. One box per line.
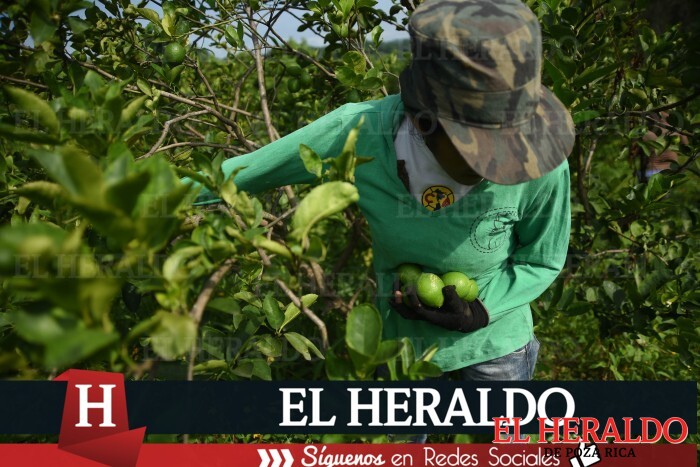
470, 208, 519, 253
421, 185, 455, 211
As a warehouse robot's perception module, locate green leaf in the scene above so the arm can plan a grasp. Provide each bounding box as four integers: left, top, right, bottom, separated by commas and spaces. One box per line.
0, 123, 59, 144
162, 13, 177, 36
285, 332, 323, 361
256, 334, 283, 357
4, 86, 60, 135
572, 110, 600, 124
330, 118, 364, 182
408, 360, 443, 379
193, 360, 227, 373
371, 25, 383, 46
280, 302, 302, 331
399, 337, 415, 375
563, 301, 590, 316
104, 170, 151, 215
572, 63, 618, 88
325, 348, 354, 380
29, 145, 103, 199
162, 246, 203, 283
224, 24, 245, 48
67, 16, 90, 35
279, 294, 318, 332
339, 0, 353, 18
299, 144, 323, 178
30, 12, 58, 44
372, 340, 403, 364
358, 77, 383, 91
206, 298, 241, 315
7, 309, 76, 344
16, 181, 65, 206
136, 8, 160, 26
263, 293, 285, 330
252, 236, 293, 260
346, 304, 382, 357
290, 181, 359, 246
342, 51, 366, 73
543, 58, 567, 86
121, 95, 148, 123
150, 311, 197, 360
236, 358, 271, 380
136, 78, 152, 97
126, 313, 163, 342
602, 280, 625, 308
335, 66, 358, 86
44, 328, 119, 369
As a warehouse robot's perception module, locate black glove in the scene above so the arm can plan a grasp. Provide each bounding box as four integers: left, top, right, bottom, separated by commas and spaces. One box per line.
388, 279, 489, 333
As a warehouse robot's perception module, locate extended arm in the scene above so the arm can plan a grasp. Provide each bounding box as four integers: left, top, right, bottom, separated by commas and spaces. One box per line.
184, 104, 351, 204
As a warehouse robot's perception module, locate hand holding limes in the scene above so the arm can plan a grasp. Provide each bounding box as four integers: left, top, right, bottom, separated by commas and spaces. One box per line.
396, 264, 480, 306
390, 264, 488, 333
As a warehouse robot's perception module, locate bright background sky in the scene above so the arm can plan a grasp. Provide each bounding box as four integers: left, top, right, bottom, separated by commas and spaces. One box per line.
266, 0, 410, 47
135, 0, 410, 54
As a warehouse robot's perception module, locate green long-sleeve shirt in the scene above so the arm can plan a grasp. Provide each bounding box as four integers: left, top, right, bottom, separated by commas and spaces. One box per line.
190, 94, 571, 371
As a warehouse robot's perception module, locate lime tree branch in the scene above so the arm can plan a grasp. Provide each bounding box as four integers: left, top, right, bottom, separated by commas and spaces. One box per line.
187, 258, 237, 381
247, 5, 279, 143
276, 278, 329, 350
142, 109, 209, 158
0, 75, 48, 90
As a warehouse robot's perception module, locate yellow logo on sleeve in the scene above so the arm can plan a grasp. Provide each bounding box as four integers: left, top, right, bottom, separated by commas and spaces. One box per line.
421, 185, 455, 211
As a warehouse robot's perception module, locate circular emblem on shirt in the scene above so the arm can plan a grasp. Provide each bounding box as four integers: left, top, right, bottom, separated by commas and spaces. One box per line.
421, 185, 455, 211
470, 208, 519, 253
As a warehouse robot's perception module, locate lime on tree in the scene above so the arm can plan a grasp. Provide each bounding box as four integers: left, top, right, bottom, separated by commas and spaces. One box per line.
286, 63, 302, 76
299, 70, 312, 87
164, 43, 186, 65
416, 273, 445, 308
287, 78, 301, 93
398, 263, 422, 286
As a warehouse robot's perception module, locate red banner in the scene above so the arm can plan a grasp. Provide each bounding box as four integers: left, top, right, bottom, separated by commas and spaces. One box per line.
0, 443, 695, 467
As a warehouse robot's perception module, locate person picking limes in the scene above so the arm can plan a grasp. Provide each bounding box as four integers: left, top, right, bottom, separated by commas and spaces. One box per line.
186, 0, 573, 384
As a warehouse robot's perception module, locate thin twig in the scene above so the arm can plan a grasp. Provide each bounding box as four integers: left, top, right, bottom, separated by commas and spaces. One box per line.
576, 139, 593, 224
646, 90, 700, 114
0, 75, 49, 90
275, 278, 329, 350
584, 138, 597, 187
187, 258, 236, 381
247, 6, 278, 143
143, 141, 243, 157
142, 109, 210, 158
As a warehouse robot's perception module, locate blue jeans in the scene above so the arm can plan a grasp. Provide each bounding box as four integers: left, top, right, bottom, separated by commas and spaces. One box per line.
392, 336, 540, 443
458, 335, 540, 381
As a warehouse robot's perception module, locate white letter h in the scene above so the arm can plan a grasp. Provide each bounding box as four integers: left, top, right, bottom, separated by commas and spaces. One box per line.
74, 384, 117, 428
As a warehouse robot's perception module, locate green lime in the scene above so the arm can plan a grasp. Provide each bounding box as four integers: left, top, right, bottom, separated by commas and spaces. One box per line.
441, 271, 472, 299
164, 42, 186, 65
299, 70, 312, 87
398, 263, 422, 286
416, 273, 445, 308
463, 279, 479, 302
287, 78, 301, 93
286, 64, 302, 76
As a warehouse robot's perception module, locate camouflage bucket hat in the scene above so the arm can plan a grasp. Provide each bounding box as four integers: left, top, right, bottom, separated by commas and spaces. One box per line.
399, 0, 575, 185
